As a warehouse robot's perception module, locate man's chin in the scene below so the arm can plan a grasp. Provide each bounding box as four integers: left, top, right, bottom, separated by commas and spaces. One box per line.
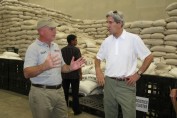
108, 30, 112, 34
108, 32, 112, 35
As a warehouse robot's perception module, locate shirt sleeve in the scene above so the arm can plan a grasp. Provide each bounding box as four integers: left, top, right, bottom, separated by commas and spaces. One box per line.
96, 40, 106, 61
24, 44, 38, 69
134, 35, 151, 60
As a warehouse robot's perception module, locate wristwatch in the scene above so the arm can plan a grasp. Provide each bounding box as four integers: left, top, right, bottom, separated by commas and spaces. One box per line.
137, 70, 143, 76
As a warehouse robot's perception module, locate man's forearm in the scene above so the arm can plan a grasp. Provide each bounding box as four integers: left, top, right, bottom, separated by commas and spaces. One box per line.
61, 64, 71, 73
138, 54, 153, 73
24, 63, 47, 79
95, 57, 101, 71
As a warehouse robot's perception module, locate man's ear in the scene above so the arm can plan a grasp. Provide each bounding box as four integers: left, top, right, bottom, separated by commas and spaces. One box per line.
37, 29, 43, 35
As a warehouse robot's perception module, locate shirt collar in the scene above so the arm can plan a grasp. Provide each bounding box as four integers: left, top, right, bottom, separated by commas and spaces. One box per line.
113, 29, 126, 40
36, 39, 54, 47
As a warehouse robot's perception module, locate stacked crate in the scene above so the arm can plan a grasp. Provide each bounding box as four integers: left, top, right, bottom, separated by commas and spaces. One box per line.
8, 60, 30, 95
0, 59, 31, 95
0, 59, 9, 90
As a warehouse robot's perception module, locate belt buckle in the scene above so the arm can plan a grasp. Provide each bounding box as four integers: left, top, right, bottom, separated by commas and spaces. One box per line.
118, 78, 122, 81
115, 77, 121, 81
121, 78, 125, 81
116, 77, 120, 81
118, 77, 125, 81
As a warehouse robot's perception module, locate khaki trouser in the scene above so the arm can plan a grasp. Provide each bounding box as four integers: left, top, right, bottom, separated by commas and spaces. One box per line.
104, 76, 136, 118
29, 86, 68, 118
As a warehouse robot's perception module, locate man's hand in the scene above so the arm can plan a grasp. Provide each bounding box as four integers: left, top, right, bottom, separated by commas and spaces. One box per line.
170, 89, 177, 98
69, 57, 85, 71
170, 89, 177, 114
126, 72, 141, 86
43, 53, 61, 70
96, 68, 105, 86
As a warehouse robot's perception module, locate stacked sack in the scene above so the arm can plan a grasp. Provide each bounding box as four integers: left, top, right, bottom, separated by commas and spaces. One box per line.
165, 2, 177, 66
161, 2, 177, 77
124, 20, 170, 77
73, 19, 108, 39
79, 57, 105, 96
0, 0, 97, 59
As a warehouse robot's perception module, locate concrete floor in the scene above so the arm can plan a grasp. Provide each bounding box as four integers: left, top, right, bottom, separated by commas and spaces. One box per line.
0, 89, 101, 118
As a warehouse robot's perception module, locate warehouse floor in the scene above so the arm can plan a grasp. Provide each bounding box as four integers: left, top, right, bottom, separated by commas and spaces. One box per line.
0, 89, 101, 118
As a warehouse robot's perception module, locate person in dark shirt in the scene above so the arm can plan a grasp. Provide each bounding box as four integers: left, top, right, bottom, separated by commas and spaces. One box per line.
61, 34, 82, 115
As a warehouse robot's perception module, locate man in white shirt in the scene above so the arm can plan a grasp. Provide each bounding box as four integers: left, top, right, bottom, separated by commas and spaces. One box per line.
95, 11, 153, 118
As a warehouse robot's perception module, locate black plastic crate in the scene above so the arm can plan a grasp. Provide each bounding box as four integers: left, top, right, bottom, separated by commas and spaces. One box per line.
79, 94, 123, 118
0, 59, 9, 90
136, 75, 176, 118
79, 94, 104, 117
8, 60, 30, 95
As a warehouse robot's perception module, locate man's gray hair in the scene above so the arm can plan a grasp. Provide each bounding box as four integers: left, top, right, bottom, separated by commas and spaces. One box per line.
106, 10, 124, 26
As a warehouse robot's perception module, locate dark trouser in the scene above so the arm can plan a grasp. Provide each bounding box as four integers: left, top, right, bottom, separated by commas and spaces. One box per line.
62, 78, 81, 113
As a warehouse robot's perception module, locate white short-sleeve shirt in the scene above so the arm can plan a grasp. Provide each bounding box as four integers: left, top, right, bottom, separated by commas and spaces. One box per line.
96, 30, 151, 77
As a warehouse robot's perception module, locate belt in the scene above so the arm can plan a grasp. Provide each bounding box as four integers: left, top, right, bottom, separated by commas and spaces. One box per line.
109, 77, 129, 81
32, 84, 62, 89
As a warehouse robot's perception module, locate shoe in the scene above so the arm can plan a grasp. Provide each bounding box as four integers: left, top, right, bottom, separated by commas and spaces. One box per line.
74, 111, 82, 115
